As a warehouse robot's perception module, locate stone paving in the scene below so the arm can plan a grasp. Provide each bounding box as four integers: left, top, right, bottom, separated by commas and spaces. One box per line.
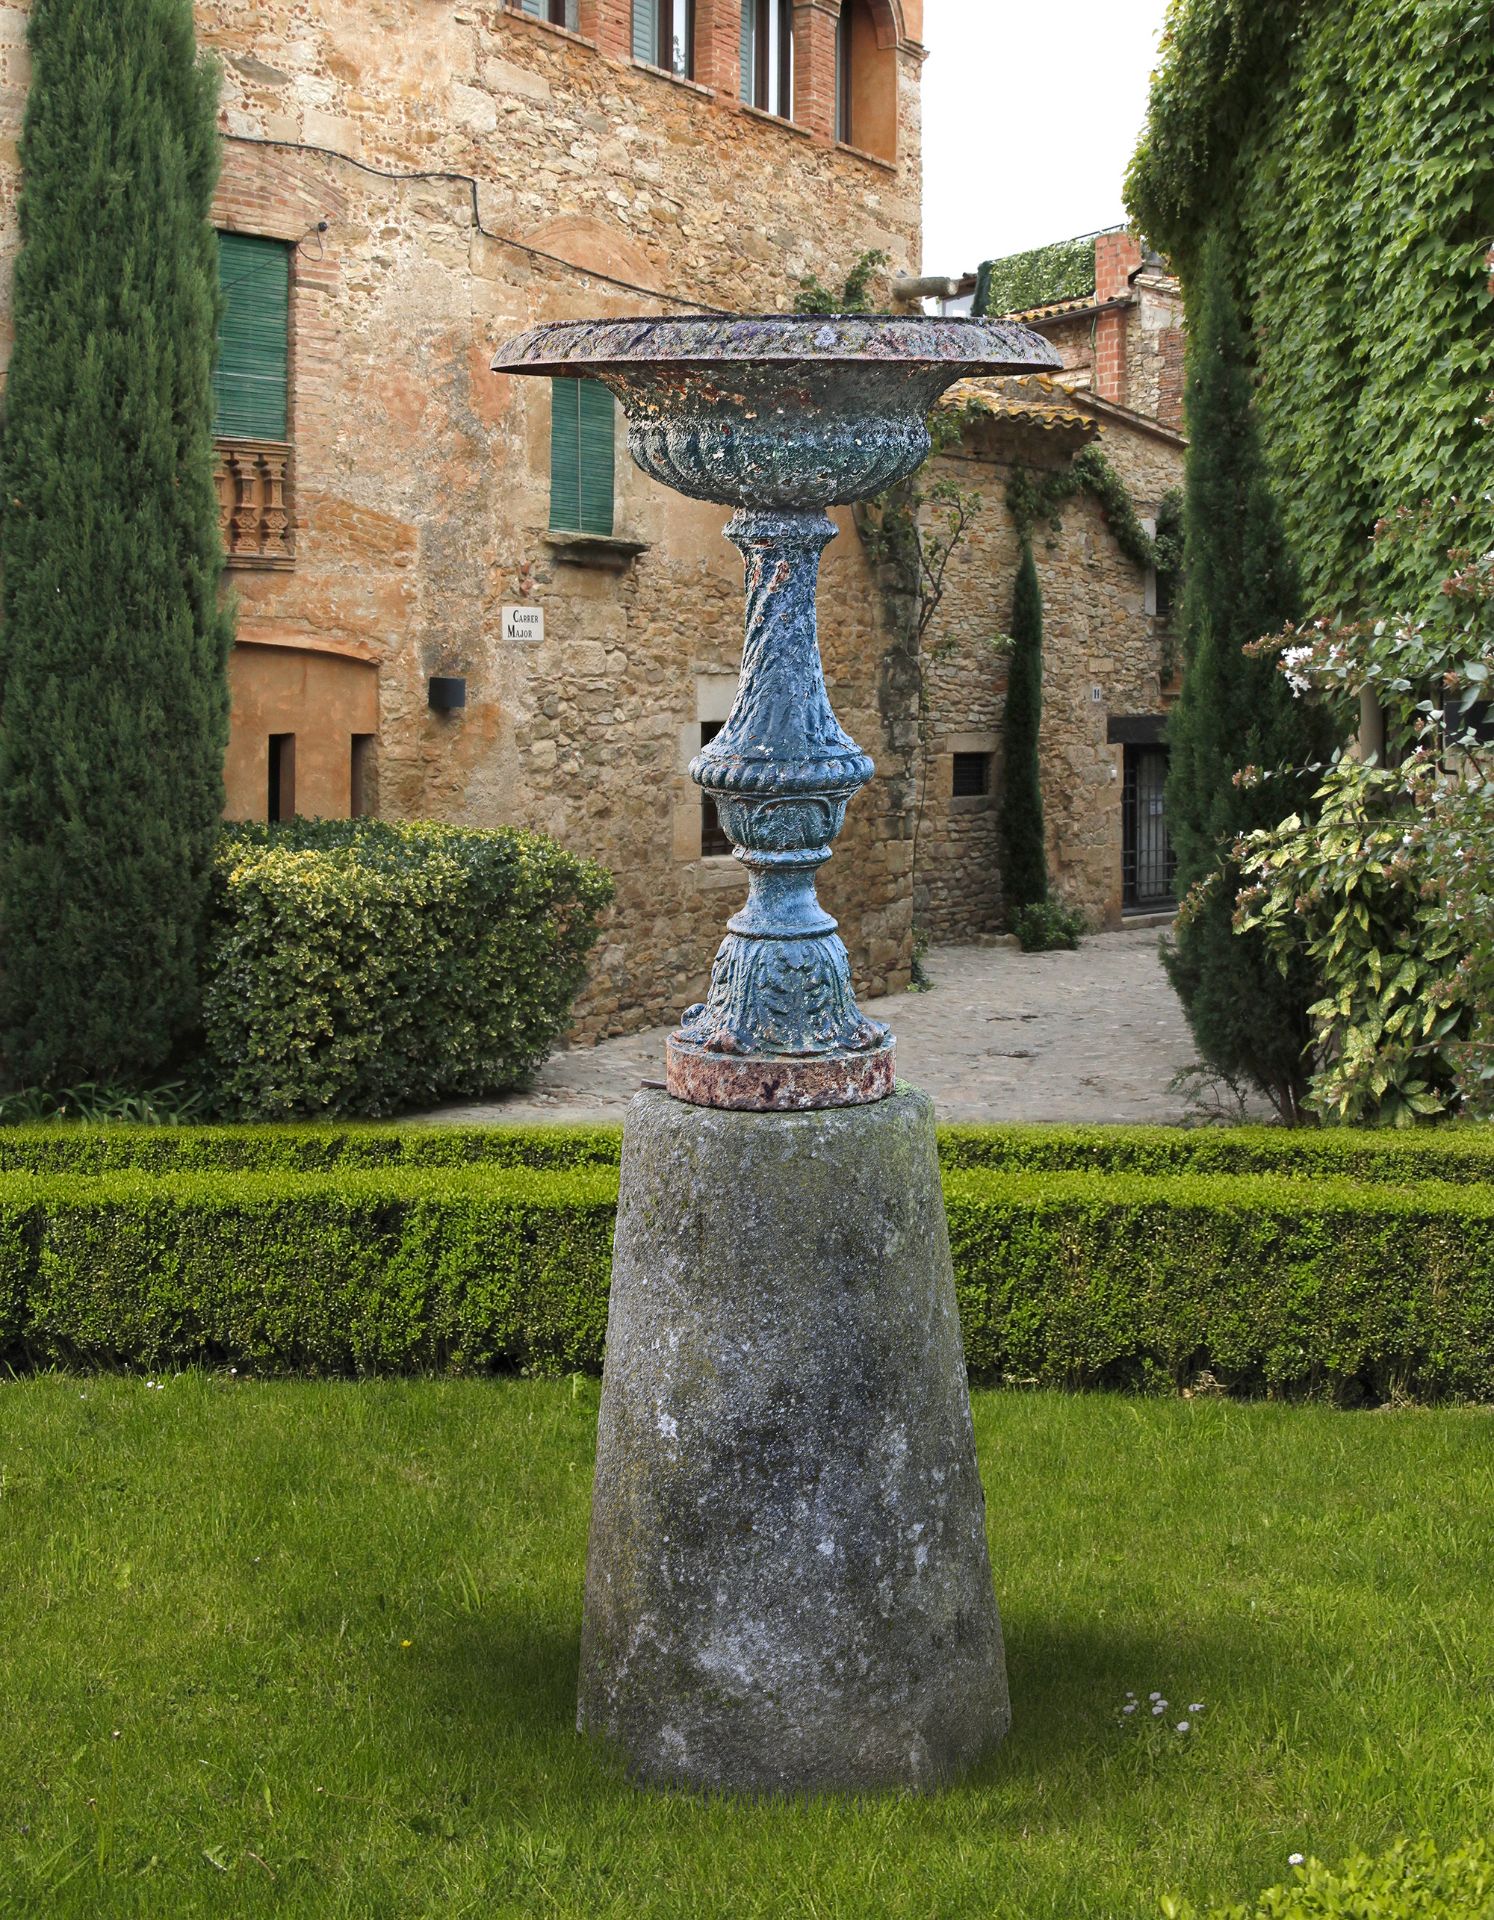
419, 924, 1205, 1128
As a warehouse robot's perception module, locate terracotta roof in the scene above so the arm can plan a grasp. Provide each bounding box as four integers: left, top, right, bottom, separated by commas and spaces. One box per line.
938, 375, 1099, 438
1000, 294, 1099, 323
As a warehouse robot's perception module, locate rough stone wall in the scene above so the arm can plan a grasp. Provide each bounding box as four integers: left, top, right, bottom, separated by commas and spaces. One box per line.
915, 414, 1184, 939
0, 0, 925, 1044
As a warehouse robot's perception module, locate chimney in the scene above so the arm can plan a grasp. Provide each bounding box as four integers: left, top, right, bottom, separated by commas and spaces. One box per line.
1093, 230, 1142, 405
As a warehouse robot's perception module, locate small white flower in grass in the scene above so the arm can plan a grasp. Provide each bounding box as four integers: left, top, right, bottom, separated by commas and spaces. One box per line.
1176, 1721, 1190, 1733
1148, 1691, 1161, 1701
1122, 1703, 1137, 1714
1189, 1704, 1204, 1713
1289, 1854, 1305, 1867
1152, 1704, 1165, 1716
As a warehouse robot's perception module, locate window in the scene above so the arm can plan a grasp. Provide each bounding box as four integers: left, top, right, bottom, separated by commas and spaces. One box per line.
633, 0, 693, 76
268, 734, 296, 823
834, 6, 852, 142
700, 721, 732, 855
519, 0, 579, 24
740, 0, 792, 116
549, 378, 615, 536
952, 752, 991, 799
214, 232, 290, 439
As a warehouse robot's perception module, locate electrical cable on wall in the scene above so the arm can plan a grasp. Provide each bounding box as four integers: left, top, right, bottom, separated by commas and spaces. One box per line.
224, 134, 732, 315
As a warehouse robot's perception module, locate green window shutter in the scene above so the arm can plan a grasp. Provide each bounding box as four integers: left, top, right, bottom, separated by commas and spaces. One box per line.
551, 379, 615, 535
213, 232, 290, 440
578, 378, 615, 535
519, 0, 544, 13
633, 0, 658, 62
549, 378, 581, 531
740, 0, 756, 100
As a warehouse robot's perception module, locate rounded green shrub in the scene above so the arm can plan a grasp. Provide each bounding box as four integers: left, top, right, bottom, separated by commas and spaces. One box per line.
202, 819, 613, 1120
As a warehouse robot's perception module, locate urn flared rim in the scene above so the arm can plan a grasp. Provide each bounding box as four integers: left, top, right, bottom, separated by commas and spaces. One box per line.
492, 313, 1063, 377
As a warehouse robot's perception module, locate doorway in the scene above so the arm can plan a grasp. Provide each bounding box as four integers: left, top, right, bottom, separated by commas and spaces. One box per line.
1122, 744, 1175, 910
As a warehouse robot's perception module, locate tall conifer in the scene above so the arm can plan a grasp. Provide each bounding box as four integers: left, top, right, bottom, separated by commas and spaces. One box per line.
1000, 539, 1047, 919
1163, 237, 1329, 1121
0, 0, 231, 1089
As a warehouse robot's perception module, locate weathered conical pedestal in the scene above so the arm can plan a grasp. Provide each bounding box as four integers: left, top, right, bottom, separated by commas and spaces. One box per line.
580, 1086, 1006, 1793
492, 315, 1061, 1793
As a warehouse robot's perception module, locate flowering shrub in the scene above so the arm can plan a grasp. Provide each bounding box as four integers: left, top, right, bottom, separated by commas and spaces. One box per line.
1162, 1835, 1494, 1919
1227, 469, 1494, 1124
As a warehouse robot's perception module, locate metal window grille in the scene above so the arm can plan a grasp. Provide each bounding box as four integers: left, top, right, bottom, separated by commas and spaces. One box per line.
1122, 745, 1176, 909
951, 751, 990, 798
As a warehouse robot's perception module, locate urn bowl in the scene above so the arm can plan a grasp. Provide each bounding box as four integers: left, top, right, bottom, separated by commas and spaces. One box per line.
492, 314, 1064, 508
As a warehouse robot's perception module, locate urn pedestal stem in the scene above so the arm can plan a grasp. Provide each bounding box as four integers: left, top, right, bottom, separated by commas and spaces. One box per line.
669, 507, 892, 1110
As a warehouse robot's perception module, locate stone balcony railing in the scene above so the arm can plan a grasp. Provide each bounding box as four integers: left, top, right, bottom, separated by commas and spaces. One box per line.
214, 437, 294, 569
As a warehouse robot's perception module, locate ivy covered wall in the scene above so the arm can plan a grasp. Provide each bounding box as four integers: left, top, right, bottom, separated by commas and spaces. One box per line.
1126, 0, 1494, 614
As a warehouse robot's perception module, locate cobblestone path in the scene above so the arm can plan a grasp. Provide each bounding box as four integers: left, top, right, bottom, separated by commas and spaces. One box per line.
419, 925, 1207, 1127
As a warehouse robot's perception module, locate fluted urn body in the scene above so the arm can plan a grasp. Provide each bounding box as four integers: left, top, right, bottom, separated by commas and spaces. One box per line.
494, 316, 1061, 1109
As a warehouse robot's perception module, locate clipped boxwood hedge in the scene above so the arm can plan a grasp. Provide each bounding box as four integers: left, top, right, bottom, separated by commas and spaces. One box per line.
202, 820, 613, 1121
5, 1119, 1494, 1183
4, 1162, 1494, 1400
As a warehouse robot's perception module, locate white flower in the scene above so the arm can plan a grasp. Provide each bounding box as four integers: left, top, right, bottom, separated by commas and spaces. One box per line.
1289, 1854, 1304, 1867
1149, 1691, 1162, 1701
1152, 1703, 1165, 1716
1189, 1703, 1204, 1713
1122, 1703, 1137, 1714
1176, 1721, 1190, 1733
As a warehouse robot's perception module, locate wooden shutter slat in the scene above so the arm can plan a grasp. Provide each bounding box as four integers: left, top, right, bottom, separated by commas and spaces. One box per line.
740, 0, 756, 100
549, 378, 582, 532
577, 378, 615, 536
632, 0, 658, 63
213, 232, 290, 440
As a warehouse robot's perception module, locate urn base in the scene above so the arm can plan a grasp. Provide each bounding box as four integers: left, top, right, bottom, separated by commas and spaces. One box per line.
665, 1034, 895, 1110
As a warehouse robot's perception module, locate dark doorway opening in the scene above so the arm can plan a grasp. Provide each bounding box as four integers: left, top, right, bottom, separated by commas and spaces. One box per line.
268, 733, 296, 824
1122, 743, 1175, 910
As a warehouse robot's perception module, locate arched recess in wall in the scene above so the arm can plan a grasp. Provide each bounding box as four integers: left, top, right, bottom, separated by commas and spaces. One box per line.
225, 636, 380, 823
836, 0, 899, 162
515, 213, 660, 297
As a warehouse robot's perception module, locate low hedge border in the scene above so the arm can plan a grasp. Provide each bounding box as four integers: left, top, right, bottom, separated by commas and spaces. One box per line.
5, 1119, 1494, 1183
4, 1164, 1494, 1400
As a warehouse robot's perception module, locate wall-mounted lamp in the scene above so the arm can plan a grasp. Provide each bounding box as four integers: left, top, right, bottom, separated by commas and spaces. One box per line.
428, 676, 467, 711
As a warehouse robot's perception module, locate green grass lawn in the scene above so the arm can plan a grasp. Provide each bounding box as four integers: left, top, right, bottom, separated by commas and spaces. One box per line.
2, 1378, 1491, 1918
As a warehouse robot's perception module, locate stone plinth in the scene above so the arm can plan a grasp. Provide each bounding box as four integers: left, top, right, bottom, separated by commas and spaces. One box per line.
578, 1087, 1008, 1793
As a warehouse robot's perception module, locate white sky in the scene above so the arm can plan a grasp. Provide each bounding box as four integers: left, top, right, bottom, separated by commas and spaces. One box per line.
919, 0, 1172, 277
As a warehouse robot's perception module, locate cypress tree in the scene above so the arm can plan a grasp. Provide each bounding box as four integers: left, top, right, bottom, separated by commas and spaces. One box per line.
1163, 236, 1330, 1121
1000, 538, 1047, 918
0, 0, 231, 1090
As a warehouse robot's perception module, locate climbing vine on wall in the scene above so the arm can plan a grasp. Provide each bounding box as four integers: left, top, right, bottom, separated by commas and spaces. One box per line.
1007, 445, 1180, 579
972, 236, 1098, 318
1126, 0, 1494, 616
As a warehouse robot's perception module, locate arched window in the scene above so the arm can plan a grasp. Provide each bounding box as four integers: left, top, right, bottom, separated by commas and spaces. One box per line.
633, 0, 694, 78
834, 0, 897, 161
741, 0, 793, 118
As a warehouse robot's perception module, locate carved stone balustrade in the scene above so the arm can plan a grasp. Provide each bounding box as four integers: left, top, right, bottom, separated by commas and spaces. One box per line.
214, 437, 294, 569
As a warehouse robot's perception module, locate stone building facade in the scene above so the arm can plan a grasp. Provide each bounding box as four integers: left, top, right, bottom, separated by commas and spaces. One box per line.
912, 376, 1186, 940
906, 226, 1188, 940
0, 0, 927, 1040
